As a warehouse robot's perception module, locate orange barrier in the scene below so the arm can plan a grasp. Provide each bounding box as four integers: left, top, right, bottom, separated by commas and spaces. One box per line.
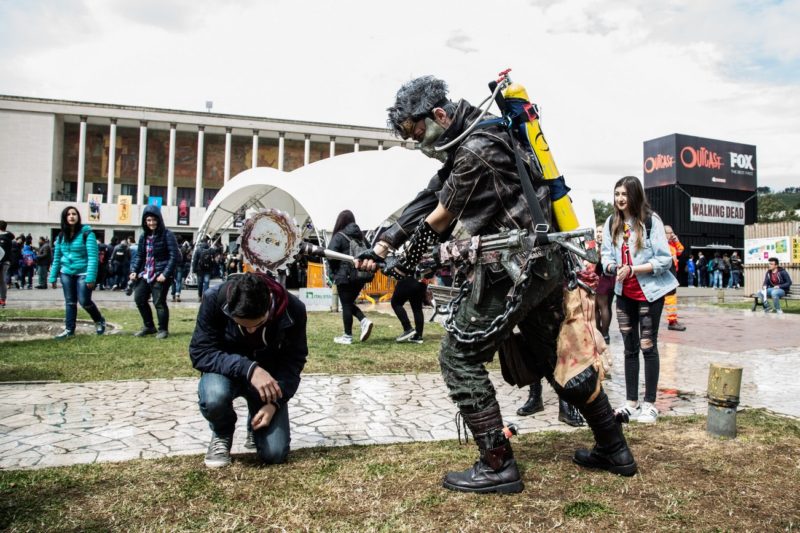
306, 262, 326, 288
361, 271, 396, 303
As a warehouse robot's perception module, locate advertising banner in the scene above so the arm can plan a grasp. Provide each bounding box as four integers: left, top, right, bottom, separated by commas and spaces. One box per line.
298, 287, 333, 311
117, 195, 132, 224
643, 134, 757, 191
148, 196, 163, 208
689, 197, 745, 225
177, 199, 190, 226
744, 236, 792, 265
233, 207, 246, 228
87, 194, 103, 222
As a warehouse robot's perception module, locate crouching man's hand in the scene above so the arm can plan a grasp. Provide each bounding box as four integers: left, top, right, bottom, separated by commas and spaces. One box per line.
252, 402, 278, 430
250, 366, 283, 404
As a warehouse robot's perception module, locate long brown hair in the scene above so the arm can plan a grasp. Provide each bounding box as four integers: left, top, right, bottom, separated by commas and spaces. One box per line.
610, 176, 651, 250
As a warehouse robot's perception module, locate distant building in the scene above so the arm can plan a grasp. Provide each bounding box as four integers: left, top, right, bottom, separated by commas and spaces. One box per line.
0, 95, 407, 244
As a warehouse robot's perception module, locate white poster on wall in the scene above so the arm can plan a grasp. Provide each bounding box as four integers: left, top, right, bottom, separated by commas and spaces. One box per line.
689, 197, 745, 225
744, 236, 792, 265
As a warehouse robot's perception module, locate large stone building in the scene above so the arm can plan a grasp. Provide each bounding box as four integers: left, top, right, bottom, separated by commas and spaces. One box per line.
0, 95, 406, 244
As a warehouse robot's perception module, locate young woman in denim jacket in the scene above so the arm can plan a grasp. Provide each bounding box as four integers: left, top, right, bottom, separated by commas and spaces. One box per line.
601, 176, 678, 424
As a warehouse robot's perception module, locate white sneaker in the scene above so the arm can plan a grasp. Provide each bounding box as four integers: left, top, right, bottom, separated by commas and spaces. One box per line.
615, 402, 641, 423
359, 318, 374, 342
776, 309, 784, 315
638, 402, 659, 424
334, 334, 353, 345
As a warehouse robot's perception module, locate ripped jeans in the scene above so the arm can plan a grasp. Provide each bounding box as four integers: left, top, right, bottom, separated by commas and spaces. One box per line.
616, 294, 665, 404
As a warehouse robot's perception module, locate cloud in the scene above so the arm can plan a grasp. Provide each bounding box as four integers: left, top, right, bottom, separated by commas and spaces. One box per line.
0, 0, 796, 192
445, 32, 477, 54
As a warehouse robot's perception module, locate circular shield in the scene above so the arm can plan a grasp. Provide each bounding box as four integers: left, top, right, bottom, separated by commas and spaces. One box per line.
239, 209, 300, 272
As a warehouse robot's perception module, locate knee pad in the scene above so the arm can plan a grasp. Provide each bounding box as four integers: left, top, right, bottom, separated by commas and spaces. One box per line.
549, 364, 601, 408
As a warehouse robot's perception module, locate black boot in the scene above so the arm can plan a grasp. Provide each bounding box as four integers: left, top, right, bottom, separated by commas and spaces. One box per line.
558, 399, 585, 427
573, 390, 637, 476
443, 403, 524, 494
516, 380, 544, 416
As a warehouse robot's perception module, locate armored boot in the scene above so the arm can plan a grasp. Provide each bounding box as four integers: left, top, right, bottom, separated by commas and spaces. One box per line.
573, 390, 637, 476
558, 398, 585, 427
516, 380, 544, 416
443, 402, 523, 494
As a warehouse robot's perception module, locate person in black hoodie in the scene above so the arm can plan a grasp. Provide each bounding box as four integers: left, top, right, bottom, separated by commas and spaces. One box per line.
326, 210, 374, 345
129, 205, 179, 339
189, 272, 307, 468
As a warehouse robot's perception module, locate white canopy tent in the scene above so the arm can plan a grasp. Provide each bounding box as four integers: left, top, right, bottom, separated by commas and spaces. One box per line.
196, 145, 597, 246
196, 147, 441, 241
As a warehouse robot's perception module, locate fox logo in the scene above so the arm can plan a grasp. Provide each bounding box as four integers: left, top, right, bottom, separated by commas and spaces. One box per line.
729, 152, 754, 170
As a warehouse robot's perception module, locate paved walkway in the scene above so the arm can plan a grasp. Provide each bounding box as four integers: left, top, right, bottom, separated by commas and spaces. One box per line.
1, 290, 798, 470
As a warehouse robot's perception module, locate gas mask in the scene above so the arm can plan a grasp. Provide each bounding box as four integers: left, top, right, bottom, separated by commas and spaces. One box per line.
418, 118, 447, 162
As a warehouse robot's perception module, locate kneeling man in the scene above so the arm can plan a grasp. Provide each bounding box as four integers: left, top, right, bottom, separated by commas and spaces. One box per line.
189, 272, 307, 468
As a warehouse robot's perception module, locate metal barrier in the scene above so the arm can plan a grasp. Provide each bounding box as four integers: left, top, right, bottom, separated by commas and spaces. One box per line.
306, 262, 326, 288
360, 271, 396, 303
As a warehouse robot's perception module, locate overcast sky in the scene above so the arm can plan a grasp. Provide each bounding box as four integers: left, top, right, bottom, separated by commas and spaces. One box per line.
1, 0, 798, 196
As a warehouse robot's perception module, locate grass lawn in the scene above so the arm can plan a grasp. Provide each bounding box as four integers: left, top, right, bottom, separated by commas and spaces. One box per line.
1, 410, 798, 532
0, 307, 454, 382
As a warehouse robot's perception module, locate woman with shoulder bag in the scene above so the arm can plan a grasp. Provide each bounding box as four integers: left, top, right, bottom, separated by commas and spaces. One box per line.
326, 210, 374, 345
601, 176, 678, 425
48, 206, 107, 339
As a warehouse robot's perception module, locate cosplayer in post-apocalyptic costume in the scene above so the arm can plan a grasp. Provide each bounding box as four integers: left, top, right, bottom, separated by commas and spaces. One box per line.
356, 72, 637, 493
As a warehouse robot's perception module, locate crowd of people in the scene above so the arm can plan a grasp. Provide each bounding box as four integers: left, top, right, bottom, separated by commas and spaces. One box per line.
0, 74, 794, 493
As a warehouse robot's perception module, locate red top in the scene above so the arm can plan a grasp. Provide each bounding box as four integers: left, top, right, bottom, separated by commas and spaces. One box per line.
621, 223, 647, 301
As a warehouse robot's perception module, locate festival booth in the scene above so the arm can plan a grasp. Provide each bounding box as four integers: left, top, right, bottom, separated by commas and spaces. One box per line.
643, 134, 758, 286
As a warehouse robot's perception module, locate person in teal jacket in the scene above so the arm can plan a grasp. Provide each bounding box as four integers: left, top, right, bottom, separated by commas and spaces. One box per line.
48, 206, 106, 339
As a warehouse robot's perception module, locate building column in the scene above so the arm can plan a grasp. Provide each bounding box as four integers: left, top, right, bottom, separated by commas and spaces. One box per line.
354, 138, 360, 153
136, 121, 147, 205
224, 128, 232, 183
329, 136, 336, 158
304, 134, 311, 166
278, 132, 285, 171
251, 130, 259, 169
195, 126, 205, 208
77, 116, 87, 203
378, 140, 384, 151
167, 123, 176, 207
106, 119, 117, 203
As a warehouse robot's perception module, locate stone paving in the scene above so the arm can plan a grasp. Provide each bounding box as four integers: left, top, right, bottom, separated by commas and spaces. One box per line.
1, 287, 798, 470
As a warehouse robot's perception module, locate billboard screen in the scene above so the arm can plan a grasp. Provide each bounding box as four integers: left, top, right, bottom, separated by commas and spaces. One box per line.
643, 134, 757, 191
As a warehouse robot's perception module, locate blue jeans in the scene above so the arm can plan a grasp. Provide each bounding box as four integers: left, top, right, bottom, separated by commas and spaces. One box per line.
712, 270, 723, 288
728, 270, 740, 288
198, 372, 291, 464
197, 272, 211, 298
60, 273, 104, 333
765, 287, 786, 311
171, 265, 185, 296
687, 272, 695, 287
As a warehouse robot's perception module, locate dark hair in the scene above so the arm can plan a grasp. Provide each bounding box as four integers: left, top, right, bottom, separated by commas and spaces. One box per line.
0, 220, 6, 231
226, 273, 271, 318
59, 206, 82, 242
768, 257, 779, 266
332, 210, 356, 236
610, 176, 651, 250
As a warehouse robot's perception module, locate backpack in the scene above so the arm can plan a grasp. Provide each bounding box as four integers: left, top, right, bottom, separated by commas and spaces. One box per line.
114, 243, 128, 261
707, 260, 716, 273
199, 247, 215, 272
341, 234, 375, 283
23, 251, 35, 267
